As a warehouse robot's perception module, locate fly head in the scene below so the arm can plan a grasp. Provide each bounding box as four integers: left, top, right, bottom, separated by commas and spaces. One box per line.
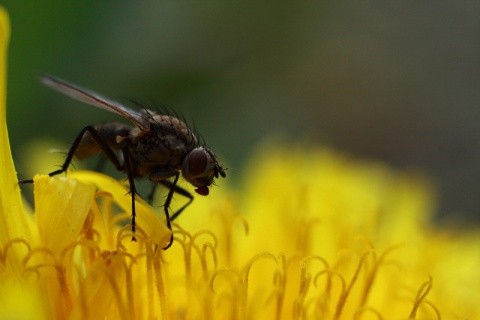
181, 146, 226, 196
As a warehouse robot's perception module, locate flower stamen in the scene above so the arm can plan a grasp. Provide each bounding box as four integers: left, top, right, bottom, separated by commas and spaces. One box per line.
409, 276, 440, 319
354, 306, 384, 320
1, 238, 31, 265
334, 252, 369, 320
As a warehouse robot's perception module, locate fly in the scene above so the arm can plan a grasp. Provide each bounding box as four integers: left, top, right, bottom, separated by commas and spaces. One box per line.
19, 74, 226, 250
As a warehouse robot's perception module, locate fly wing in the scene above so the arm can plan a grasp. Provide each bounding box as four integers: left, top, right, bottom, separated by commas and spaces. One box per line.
40, 74, 150, 131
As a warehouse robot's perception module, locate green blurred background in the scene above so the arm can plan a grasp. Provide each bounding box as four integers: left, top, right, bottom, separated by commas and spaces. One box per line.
3, 2, 480, 224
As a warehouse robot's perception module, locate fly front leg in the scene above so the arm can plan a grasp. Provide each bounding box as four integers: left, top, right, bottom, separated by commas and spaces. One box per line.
149, 170, 195, 250
146, 178, 194, 217
19, 125, 125, 184
159, 179, 194, 222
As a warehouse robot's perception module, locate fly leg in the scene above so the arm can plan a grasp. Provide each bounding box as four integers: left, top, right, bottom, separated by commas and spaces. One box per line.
121, 147, 139, 242
159, 174, 194, 250
146, 180, 194, 217
18, 125, 124, 183
160, 180, 194, 222
18, 126, 140, 242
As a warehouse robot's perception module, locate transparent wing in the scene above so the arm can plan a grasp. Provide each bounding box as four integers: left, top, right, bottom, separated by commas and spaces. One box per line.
40, 73, 150, 131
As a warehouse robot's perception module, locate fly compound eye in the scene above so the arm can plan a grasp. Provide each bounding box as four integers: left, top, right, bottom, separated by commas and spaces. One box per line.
182, 147, 216, 189
182, 147, 222, 195
187, 148, 209, 176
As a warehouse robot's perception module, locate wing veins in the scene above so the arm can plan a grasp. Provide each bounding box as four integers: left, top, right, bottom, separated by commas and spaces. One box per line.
40, 74, 149, 131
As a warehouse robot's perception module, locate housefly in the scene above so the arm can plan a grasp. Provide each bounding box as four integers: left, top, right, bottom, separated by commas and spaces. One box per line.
19, 74, 226, 249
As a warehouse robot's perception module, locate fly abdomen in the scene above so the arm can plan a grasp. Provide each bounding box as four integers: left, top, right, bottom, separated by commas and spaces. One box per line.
75, 122, 131, 159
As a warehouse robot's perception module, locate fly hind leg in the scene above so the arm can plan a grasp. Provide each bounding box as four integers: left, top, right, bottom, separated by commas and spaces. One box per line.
18, 125, 125, 184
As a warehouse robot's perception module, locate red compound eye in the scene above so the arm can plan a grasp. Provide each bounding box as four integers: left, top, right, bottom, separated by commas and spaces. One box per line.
188, 148, 208, 176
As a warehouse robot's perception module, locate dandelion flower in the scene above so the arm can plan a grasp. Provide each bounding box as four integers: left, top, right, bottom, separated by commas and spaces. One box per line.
1, 7, 479, 319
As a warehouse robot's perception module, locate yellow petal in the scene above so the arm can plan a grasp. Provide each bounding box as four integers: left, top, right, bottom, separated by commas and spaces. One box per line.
69, 171, 170, 247
0, 7, 31, 251
33, 175, 95, 254
69, 251, 128, 320
0, 281, 50, 320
